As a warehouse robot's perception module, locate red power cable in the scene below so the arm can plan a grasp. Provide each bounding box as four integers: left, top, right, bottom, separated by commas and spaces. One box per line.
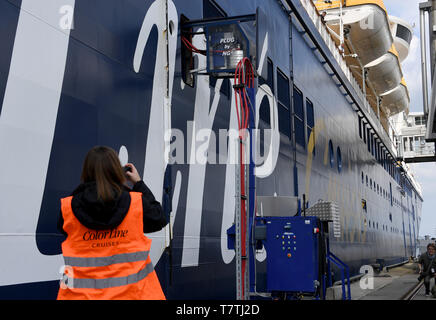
181, 36, 206, 55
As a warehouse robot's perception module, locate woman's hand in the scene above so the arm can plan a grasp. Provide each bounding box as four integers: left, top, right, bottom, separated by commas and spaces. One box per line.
124, 163, 141, 184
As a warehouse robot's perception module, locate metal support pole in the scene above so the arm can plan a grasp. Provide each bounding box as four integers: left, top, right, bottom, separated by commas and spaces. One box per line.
247, 87, 257, 296
431, 0, 436, 78
235, 141, 241, 297
420, 4, 430, 116
235, 132, 250, 301
339, 1, 344, 56
235, 138, 243, 300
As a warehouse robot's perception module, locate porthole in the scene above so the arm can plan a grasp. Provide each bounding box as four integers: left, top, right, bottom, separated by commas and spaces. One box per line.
337, 147, 342, 173
329, 140, 334, 168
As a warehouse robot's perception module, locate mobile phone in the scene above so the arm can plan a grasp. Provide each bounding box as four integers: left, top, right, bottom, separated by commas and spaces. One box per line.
123, 166, 132, 173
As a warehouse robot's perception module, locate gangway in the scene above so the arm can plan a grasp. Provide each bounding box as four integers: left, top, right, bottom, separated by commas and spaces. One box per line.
394, 112, 436, 163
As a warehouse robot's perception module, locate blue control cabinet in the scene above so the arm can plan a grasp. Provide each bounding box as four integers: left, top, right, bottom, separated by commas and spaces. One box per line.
258, 216, 321, 294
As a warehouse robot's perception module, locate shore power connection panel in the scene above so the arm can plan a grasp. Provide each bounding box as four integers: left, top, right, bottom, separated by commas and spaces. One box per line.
256, 216, 323, 294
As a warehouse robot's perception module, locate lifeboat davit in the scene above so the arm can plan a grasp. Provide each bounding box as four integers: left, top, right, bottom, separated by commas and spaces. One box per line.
380, 79, 410, 116
365, 46, 403, 95
317, 0, 410, 117
320, 0, 394, 66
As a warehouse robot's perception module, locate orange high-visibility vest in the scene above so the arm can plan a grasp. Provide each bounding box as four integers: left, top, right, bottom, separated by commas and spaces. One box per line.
57, 192, 166, 300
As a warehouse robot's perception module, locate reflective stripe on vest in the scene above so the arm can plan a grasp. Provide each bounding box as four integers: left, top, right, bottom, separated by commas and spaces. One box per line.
58, 192, 166, 299
63, 261, 154, 290
64, 251, 150, 268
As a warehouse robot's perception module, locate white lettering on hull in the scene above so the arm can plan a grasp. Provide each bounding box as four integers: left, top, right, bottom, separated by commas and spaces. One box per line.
134, 0, 178, 266
0, 0, 75, 286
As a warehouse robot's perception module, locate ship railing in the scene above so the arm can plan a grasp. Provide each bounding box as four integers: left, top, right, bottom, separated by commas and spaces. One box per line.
299, 0, 397, 155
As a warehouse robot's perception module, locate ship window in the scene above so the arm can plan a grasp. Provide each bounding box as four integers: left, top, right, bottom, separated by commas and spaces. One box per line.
362, 172, 364, 184
390, 182, 393, 207
379, 144, 382, 164
358, 116, 362, 139
329, 140, 334, 168
259, 59, 275, 125
260, 58, 275, 93
267, 59, 274, 93
293, 86, 305, 148
258, 95, 270, 158
396, 24, 412, 45
367, 128, 371, 153
374, 138, 378, 160
415, 116, 425, 126
259, 97, 271, 126
377, 144, 380, 162
306, 99, 315, 154
363, 122, 367, 144
374, 139, 378, 160
277, 69, 291, 138
366, 175, 368, 187
337, 147, 342, 173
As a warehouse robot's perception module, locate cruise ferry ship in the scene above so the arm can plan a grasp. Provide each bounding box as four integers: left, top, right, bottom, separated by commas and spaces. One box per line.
0, 0, 422, 299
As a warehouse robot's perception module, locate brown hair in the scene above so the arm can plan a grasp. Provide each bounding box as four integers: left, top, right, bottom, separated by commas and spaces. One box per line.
81, 146, 126, 202
428, 243, 436, 250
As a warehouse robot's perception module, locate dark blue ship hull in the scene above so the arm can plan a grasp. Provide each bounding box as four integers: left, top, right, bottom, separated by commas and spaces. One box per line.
0, 0, 422, 299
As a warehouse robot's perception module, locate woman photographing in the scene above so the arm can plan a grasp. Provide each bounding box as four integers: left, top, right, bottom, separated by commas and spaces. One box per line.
57, 146, 167, 300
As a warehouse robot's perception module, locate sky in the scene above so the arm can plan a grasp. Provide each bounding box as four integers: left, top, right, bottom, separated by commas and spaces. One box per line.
383, 0, 436, 237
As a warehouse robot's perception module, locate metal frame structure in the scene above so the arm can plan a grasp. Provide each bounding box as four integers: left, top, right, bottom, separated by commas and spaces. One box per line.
420, 1, 436, 142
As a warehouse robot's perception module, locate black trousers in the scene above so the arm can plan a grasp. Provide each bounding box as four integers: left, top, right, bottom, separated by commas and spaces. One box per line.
424, 275, 434, 294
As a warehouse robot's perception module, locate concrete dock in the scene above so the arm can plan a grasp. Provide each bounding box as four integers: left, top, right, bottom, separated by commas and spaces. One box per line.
327, 262, 436, 300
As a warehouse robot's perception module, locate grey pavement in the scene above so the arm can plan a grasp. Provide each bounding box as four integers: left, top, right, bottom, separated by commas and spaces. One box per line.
327, 262, 436, 300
